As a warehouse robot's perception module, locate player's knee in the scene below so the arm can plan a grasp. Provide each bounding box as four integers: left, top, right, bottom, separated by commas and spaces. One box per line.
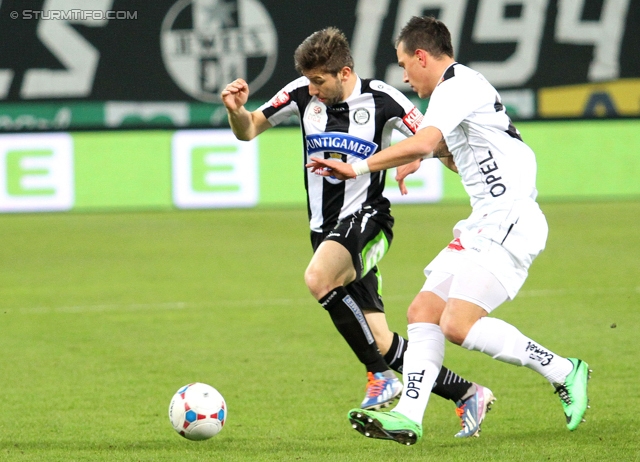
406, 301, 439, 324
406, 303, 422, 324
304, 266, 332, 300
441, 327, 466, 346
440, 315, 468, 345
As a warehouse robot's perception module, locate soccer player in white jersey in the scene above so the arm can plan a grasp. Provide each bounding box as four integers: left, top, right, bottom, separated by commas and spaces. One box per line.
307, 17, 590, 445
222, 27, 496, 437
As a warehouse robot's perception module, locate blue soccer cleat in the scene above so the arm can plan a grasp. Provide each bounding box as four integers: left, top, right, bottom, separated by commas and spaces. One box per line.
360, 371, 403, 410
454, 384, 496, 438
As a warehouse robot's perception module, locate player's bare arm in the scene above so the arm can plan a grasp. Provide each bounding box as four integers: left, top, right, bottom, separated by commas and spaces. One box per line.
433, 140, 458, 173
221, 78, 271, 141
394, 139, 455, 195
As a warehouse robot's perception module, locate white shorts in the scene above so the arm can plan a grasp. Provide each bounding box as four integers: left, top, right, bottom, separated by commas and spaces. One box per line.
424, 199, 548, 299
421, 257, 509, 313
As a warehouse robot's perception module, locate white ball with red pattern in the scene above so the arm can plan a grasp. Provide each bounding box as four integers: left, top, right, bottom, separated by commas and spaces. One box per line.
168, 382, 227, 440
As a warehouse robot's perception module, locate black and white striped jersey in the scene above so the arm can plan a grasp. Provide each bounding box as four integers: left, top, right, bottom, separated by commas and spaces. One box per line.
259, 76, 423, 233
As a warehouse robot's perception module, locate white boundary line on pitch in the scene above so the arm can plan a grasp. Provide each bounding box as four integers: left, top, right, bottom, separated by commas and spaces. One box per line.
3, 298, 312, 315
4, 286, 639, 315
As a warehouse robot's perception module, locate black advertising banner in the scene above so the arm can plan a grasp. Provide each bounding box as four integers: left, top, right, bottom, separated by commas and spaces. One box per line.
0, 0, 638, 131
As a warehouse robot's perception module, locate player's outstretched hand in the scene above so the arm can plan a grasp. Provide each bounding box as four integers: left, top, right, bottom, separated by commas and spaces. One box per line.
306, 157, 356, 181
220, 78, 250, 111
395, 159, 422, 195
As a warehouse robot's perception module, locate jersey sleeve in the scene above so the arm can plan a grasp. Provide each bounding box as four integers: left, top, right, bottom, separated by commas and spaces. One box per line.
369, 79, 423, 137
258, 76, 307, 127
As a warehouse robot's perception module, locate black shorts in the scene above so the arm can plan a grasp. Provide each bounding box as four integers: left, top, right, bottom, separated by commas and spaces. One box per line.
310, 203, 394, 312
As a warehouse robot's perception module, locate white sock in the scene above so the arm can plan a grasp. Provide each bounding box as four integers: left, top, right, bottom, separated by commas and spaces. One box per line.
393, 323, 444, 424
461, 317, 573, 384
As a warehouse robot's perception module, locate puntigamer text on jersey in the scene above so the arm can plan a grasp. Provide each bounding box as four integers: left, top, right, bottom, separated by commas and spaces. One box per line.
305, 133, 378, 160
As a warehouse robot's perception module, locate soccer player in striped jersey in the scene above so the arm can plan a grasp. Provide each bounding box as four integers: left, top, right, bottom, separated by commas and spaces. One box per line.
221, 27, 495, 438
308, 17, 590, 445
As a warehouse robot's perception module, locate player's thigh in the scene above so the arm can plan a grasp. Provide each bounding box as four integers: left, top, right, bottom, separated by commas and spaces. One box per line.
305, 240, 356, 288
324, 208, 393, 281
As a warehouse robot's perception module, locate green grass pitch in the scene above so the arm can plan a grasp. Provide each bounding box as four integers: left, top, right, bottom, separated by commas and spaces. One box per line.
0, 200, 638, 461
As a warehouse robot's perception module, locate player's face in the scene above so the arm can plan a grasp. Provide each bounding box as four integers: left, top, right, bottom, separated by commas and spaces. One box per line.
304, 69, 345, 106
397, 42, 431, 98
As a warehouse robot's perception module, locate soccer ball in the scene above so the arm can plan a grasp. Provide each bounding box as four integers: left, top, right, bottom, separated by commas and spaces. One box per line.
168, 382, 227, 440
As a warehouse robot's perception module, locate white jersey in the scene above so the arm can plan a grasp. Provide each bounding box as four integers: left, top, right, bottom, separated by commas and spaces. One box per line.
420, 63, 548, 296
421, 63, 538, 215
260, 76, 421, 233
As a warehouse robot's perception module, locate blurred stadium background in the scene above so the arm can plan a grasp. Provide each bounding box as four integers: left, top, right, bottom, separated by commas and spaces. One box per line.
0, 0, 638, 211
0, 1, 638, 461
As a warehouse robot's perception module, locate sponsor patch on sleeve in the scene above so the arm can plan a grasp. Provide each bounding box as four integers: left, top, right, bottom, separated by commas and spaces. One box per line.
402, 107, 423, 133
270, 90, 290, 108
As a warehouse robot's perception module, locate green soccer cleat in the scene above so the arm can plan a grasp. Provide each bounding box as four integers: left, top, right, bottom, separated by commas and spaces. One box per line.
348, 409, 422, 446
554, 358, 591, 431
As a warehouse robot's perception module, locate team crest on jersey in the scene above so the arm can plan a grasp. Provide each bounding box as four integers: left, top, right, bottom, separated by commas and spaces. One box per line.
271, 90, 290, 108
353, 108, 370, 125
402, 107, 423, 133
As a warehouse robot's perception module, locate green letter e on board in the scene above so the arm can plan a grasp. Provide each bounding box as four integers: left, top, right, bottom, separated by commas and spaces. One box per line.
0, 133, 74, 212
172, 130, 258, 208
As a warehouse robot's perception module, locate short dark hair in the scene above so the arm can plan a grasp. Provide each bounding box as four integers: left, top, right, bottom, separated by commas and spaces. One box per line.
294, 27, 354, 75
395, 16, 454, 59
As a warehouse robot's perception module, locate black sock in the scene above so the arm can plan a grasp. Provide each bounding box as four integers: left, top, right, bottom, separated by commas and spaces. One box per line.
320, 286, 388, 373
431, 366, 475, 403
383, 332, 407, 373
